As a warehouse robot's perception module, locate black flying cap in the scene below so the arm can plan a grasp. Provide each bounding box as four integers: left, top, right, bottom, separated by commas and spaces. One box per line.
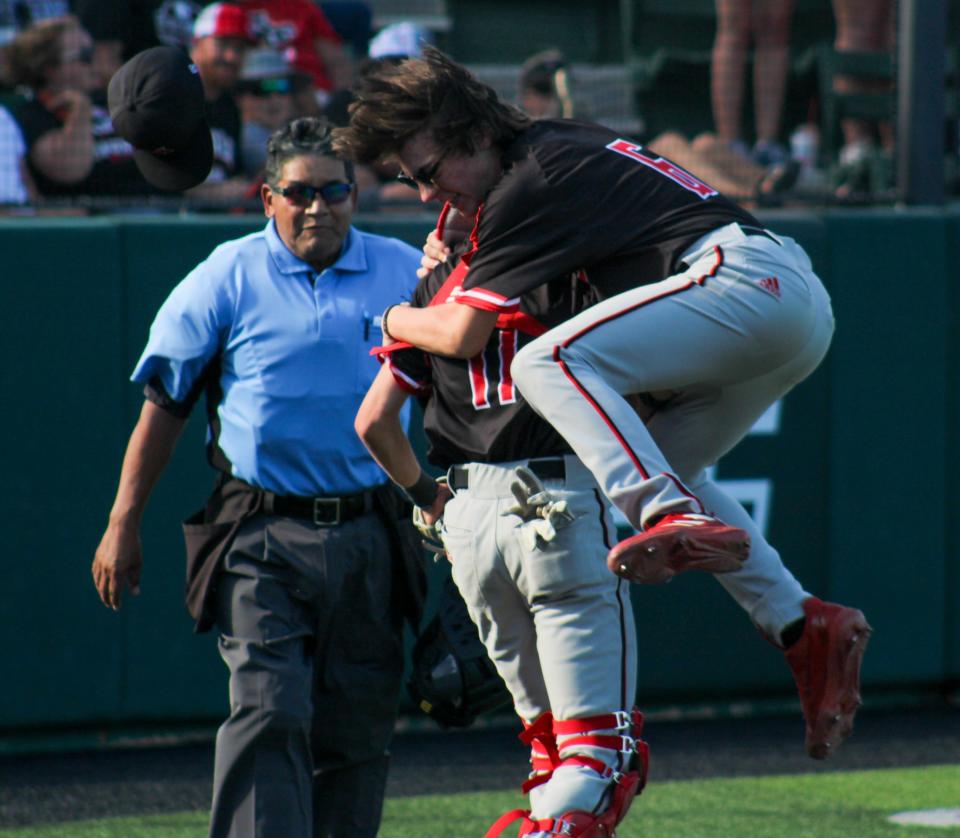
108, 46, 213, 192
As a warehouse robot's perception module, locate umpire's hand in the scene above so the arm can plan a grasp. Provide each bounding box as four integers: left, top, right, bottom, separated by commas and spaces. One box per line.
92, 520, 143, 610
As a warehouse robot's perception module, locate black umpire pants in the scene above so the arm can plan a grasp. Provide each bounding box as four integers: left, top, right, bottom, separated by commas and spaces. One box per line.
208, 511, 403, 838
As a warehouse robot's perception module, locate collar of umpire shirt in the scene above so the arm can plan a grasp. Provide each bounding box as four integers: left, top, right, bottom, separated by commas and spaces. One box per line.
264, 219, 368, 278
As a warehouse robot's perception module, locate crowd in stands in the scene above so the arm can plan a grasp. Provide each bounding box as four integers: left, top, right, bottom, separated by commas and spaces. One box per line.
0, 0, 946, 214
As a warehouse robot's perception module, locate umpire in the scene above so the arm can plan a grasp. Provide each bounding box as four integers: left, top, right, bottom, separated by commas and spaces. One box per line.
91, 106, 423, 838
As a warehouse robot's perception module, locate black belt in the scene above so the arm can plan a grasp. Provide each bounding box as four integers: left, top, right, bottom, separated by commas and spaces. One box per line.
449, 457, 566, 491
263, 489, 375, 527
677, 223, 780, 272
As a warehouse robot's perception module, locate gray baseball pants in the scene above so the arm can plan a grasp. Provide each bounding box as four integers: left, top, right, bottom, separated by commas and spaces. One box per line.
512, 223, 833, 640
440, 456, 637, 722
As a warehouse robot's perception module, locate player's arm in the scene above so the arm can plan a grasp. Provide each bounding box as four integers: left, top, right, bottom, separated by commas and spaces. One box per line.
383, 302, 498, 359
355, 363, 449, 521
91, 400, 187, 610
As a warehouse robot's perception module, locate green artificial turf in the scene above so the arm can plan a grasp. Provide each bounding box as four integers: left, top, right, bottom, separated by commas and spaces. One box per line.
1, 764, 957, 837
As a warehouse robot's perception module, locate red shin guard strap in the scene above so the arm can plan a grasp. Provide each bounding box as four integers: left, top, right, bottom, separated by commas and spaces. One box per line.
483, 808, 531, 838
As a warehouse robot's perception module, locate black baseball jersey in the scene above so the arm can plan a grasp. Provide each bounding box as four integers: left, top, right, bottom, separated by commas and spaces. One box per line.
460, 119, 761, 306
384, 246, 597, 468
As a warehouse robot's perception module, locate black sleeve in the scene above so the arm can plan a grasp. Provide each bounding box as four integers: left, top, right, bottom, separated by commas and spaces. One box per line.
464, 167, 592, 302
142, 353, 218, 418
143, 375, 192, 418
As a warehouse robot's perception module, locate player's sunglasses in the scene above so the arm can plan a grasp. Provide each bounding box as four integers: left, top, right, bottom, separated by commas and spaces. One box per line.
396, 150, 447, 190
272, 181, 353, 207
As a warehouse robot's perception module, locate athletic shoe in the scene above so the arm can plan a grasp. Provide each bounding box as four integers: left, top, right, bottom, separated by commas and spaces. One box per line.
784, 597, 872, 759
606, 512, 750, 584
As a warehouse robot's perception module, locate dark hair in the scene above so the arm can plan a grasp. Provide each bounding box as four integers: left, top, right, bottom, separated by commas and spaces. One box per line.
331, 46, 531, 165
264, 116, 354, 186
4, 15, 82, 89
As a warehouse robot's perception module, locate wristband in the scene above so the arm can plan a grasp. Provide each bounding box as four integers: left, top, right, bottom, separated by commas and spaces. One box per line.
381, 304, 397, 341
402, 470, 439, 508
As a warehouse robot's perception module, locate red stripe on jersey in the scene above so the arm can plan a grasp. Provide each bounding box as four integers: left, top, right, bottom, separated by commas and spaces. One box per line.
469, 351, 490, 409
454, 286, 518, 311
549, 248, 724, 505
498, 329, 518, 404
370, 339, 412, 356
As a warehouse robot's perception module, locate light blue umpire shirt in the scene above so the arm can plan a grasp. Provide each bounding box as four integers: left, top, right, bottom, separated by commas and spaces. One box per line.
132, 219, 420, 496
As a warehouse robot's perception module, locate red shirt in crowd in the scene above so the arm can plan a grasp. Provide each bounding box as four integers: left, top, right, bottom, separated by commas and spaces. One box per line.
239, 0, 341, 90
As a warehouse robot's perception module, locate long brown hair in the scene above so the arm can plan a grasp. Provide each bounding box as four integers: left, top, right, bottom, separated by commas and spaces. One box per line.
332, 46, 531, 164
4, 15, 82, 90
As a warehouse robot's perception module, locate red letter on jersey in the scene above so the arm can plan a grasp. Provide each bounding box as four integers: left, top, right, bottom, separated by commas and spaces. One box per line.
606, 139, 718, 199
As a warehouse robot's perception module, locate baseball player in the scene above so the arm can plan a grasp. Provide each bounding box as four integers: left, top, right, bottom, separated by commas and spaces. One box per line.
356, 204, 649, 836
333, 47, 871, 771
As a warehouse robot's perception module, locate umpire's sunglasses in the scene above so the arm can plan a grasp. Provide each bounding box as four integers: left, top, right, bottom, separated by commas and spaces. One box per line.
271, 181, 353, 207
396, 150, 447, 190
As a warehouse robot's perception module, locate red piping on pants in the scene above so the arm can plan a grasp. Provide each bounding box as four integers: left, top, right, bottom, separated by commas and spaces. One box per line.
550, 246, 725, 514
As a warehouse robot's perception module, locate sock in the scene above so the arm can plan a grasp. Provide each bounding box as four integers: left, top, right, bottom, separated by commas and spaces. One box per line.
780, 618, 806, 649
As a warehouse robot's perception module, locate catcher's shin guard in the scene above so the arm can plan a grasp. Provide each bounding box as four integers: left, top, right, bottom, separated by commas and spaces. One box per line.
484, 709, 649, 838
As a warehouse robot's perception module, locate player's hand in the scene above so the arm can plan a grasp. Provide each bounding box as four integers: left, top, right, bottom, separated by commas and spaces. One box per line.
92, 520, 143, 611
420, 479, 453, 527
413, 481, 454, 561
417, 229, 451, 279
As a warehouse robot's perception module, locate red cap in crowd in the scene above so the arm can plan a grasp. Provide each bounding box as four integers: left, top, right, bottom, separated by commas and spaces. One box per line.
193, 3, 255, 43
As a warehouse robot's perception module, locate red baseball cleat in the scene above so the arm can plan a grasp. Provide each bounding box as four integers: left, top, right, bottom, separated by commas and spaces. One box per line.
784, 597, 872, 759
606, 512, 750, 584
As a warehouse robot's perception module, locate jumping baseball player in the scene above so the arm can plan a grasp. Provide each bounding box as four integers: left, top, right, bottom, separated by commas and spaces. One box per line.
356, 205, 649, 836
333, 47, 871, 777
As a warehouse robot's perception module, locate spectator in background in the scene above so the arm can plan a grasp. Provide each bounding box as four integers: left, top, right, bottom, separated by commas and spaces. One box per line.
237, 46, 307, 177
710, 0, 794, 166
331, 21, 432, 210
71, 0, 203, 79
518, 49, 573, 119
239, 0, 352, 114
0, 0, 68, 85
647, 129, 798, 206
4, 15, 157, 201
0, 0, 67, 44
829, 0, 894, 196
364, 19, 426, 65
0, 103, 35, 206
316, 0, 371, 61
188, 2, 258, 205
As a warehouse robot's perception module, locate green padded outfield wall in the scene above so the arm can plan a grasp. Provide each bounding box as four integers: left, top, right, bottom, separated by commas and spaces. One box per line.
0, 208, 957, 733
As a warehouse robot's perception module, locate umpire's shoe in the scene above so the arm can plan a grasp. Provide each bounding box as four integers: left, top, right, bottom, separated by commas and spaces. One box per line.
784, 597, 872, 759
606, 512, 749, 584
